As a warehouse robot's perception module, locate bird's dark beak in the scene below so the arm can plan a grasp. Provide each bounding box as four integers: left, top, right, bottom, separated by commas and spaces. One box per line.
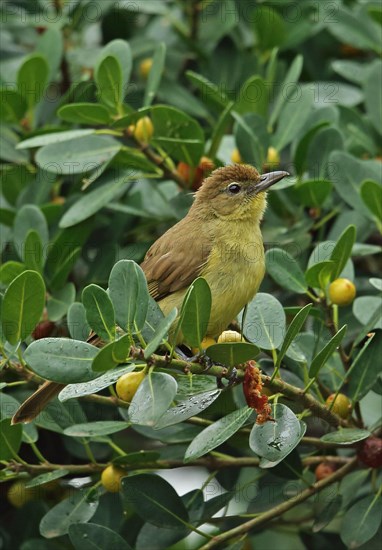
254, 170, 290, 193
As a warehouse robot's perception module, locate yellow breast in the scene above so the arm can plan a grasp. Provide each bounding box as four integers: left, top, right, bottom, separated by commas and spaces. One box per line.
158, 221, 265, 341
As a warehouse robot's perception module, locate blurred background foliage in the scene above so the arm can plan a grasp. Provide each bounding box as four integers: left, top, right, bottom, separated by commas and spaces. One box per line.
0, 1, 381, 549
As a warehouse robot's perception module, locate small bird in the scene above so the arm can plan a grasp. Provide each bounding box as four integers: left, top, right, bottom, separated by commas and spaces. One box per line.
12, 164, 288, 424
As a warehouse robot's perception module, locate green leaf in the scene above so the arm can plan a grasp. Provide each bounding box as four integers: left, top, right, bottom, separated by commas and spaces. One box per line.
296, 180, 332, 208
277, 304, 313, 368
240, 293, 286, 350
59, 169, 131, 228
341, 494, 382, 549
2, 270, 45, 344
17, 53, 49, 110
184, 407, 252, 462
69, 523, 132, 550
96, 39, 132, 94
360, 180, 382, 223
208, 101, 234, 158
36, 135, 121, 175
307, 127, 344, 179
364, 63, 382, 135
353, 298, 382, 330
150, 105, 204, 167
39, 489, 98, 538
269, 55, 303, 129
13, 204, 49, 256
179, 278, 211, 348
185, 71, 228, 109
272, 88, 313, 151
330, 225, 357, 281
155, 389, 222, 429
249, 404, 301, 463
326, 5, 381, 52
0, 261, 26, 285
0, 89, 26, 122
108, 260, 149, 333
144, 42, 166, 107
17, 129, 95, 149
36, 26, 63, 82
128, 372, 178, 427
67, 302, 91, 341
233, 112, 268, 168
206, 342, 259, 368
91, 334, 132, 372
23, 230, 44, 272
64, 421, 127, 437
47, 283, 76, 322
25, 470, 69, 488
95, 55, 123, 109
57, 103, 111, 125
349, 331, 382, 401
309, 325, 347, 378
305, 260, 334, 289
24, 338, 99, 383
253, 6, 286, 50
235, 76, 268, 117
121, 473, 188, 528
328, 151, 380, 219
265, 248, 307, 294
59, 365, 135, 401
144, 308, 177, 358
82, 284, 115, 342
293, 122, 330, 175
313, 493, 342, 533
321, 428, 371, 445
0, 418, 22, 460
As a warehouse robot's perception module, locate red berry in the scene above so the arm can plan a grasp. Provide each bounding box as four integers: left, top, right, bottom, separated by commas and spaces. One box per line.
358, 437, 382, 468
315, 462, 337, 481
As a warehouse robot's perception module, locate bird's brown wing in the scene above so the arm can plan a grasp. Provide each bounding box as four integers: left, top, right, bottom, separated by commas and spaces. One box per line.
140, 217, 212, 301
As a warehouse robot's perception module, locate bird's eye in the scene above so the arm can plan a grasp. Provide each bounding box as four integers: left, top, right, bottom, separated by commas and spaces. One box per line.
228, 183, 241, 194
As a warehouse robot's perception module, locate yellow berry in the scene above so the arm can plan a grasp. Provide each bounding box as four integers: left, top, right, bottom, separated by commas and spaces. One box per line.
116, 370, 145, 402
328, 278, 356, 306
133, 116, 154, 143
266, 146, 280, 166
7, 481, 38, 508
191, 336, 216, 354
325, 393, 351, 419
101, 465, 127, 493
217, 330, 243, 343
139, 57, 153, 79
231, 148, 243, 164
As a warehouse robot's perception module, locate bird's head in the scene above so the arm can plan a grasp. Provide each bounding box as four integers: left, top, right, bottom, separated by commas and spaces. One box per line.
194, 164, 289, 221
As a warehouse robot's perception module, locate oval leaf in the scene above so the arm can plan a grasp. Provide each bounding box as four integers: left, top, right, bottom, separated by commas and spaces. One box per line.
64, 421, 127, 437
265, 248, 307, 293
39, 489, 98, 538
128, 372, 178, 427
2, 270, 45, 344
24, 338, 99, 383
180, 277, 211, 348
309, 325, 347, 378
206, 342, 259, 367
341, 495, 382, 549
184, 407, 252, 462
69, 523, 132, 550
155, 389, 222, 429
82, 284, 115, 342
240, 293, 286, 350
321, 428, 370, 445
121, 473, 188, 528
109, 260, 149, 334
59, 365, 135, 401
249, 403, 301, 462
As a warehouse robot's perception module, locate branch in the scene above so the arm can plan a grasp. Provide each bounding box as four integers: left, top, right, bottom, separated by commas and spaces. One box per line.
198, 457, 358, 550
6, 455, 353, 476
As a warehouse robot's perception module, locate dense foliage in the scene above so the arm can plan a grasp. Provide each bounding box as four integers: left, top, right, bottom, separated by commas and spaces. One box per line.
1, 1, 381, 549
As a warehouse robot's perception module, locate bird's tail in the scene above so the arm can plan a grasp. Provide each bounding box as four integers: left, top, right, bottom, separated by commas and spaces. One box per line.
11, 381, 65, 424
